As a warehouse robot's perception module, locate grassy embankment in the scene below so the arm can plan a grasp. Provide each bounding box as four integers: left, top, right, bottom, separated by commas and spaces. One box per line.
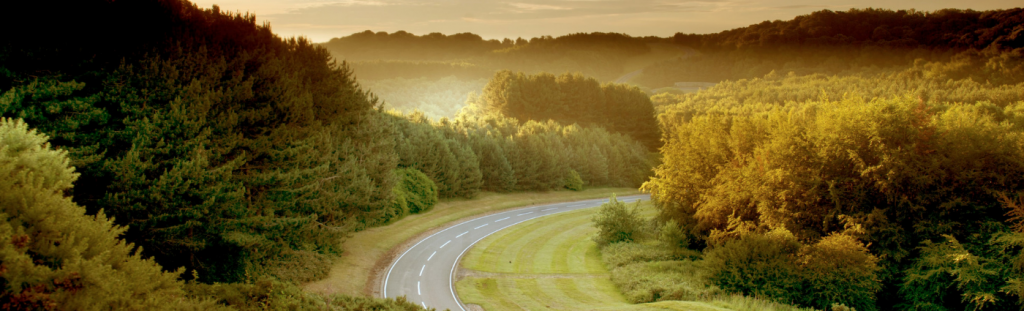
456, 201, 811, 311
303, 187, 640, 297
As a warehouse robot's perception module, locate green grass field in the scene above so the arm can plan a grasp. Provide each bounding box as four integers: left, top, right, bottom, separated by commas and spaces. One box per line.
455, 205, 737, 311
302, 188, 640, 297
456, 203, 815, 311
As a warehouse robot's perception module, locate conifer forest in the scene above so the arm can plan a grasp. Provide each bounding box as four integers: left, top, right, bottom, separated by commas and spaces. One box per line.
1, 1, 1023, 310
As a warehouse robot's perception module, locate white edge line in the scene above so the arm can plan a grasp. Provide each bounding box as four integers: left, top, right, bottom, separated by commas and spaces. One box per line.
383, 194, 649, 298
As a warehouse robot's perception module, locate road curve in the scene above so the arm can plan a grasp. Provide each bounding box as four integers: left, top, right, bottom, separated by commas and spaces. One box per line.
382, 194, 650, 311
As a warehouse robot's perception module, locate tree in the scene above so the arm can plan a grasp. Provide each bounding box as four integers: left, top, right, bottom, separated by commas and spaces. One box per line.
0, 118, 187, 310
593, 195, 645, 245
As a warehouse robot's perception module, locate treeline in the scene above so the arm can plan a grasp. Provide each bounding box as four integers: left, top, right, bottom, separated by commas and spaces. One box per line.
387, 112, 652, 198
324, 31, 668, 82
463, 71, 661, 150
674, 8, 1024, 51
322, 30, 508, 62
653, 60, 1024, 123
636, 8, 1024, 87
643, 60, 1024, 310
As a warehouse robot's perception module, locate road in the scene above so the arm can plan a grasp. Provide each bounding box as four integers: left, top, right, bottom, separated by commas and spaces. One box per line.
382, 194, 650, 311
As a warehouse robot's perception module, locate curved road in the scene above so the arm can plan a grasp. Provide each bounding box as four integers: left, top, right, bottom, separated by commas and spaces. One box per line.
382, 194, 650, 311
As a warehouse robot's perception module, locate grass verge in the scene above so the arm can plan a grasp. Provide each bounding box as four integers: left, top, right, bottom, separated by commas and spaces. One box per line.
302, 187, 640, 297
456, 204, 715, 311
455, 201, 814, 311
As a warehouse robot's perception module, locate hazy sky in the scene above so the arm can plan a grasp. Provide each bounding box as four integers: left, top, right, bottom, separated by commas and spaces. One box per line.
190, 0, 1021, 43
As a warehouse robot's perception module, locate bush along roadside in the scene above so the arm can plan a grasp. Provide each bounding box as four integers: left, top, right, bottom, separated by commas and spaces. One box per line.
593, 198, 875, 311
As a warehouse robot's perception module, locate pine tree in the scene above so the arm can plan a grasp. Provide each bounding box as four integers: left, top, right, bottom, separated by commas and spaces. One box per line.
0, 118, 188, 310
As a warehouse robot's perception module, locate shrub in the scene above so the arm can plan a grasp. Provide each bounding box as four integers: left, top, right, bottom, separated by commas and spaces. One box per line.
799, 234, 880, 311
831, 303, 856, 311
263, 250, 333, 284
660, 219, 695, 255
395, 168, 438, 214
382, 187, 410, 225
704, 229, 804, 303
900, 235, 1006, 311
601, 242, 676, 268
185, 278, 428, 311
610, 260, 717, 303
705, 230, 882, 310
564, 169, 584, 191
706, 294, 818, 311
592, 195, 644, 245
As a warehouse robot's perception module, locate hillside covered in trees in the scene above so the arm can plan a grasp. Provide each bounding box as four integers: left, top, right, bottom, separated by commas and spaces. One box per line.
630, 7, 1024, 311
0, 0, 654, 309
638, 8, 1024, 87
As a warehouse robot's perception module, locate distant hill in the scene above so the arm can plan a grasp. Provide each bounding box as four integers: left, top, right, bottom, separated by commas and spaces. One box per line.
674, 7, 1024, 51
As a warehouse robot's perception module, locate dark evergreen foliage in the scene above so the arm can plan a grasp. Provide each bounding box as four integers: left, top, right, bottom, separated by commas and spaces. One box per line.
0, 118, 191, 310
1, 0, 396, 285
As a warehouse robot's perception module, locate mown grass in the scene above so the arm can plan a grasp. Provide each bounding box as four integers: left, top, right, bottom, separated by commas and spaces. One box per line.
456, 201, 815, 311
456, 205, 708, 311
302, 187, 640, 297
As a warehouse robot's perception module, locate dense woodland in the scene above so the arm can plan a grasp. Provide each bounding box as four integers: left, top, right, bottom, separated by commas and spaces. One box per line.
630, 7, 1024, 311
0, 0, 652, 309
3, 1, 1024, 311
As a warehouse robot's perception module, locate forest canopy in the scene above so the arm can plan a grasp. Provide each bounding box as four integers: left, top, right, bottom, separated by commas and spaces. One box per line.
643, 19, 1024, 308
0, 0, 657, 309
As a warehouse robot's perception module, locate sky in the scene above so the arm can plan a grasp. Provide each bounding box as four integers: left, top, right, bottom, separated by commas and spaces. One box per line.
190, 0, 1022, 43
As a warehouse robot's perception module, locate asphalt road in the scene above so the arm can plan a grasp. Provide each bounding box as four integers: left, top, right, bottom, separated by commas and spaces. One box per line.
381, 194, 650, 311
